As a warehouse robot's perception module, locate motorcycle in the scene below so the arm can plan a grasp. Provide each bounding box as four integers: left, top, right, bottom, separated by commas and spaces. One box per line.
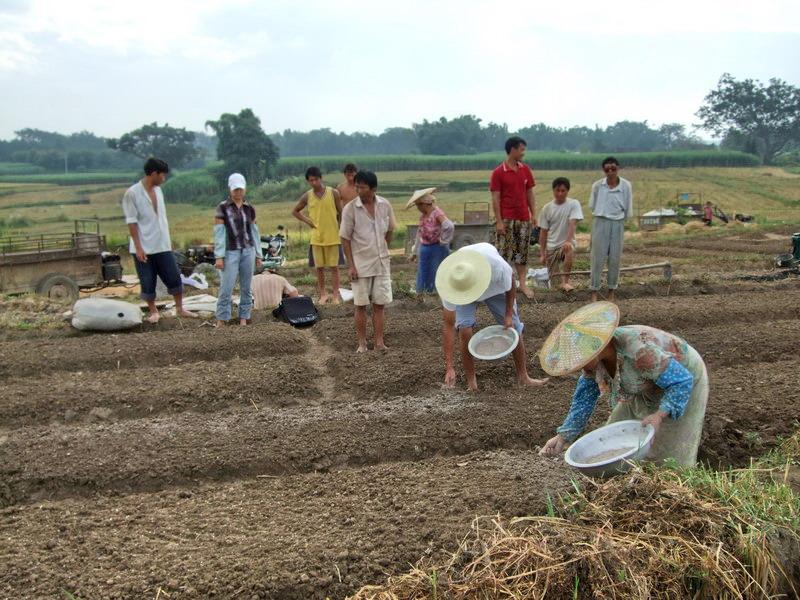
260, 225, 287, 270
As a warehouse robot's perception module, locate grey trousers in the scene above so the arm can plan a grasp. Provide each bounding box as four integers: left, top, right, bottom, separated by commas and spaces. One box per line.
607, 346, 709, 467
590, 216, 625, 290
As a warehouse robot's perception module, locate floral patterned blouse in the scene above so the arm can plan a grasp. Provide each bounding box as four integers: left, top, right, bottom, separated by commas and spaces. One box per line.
557, 325, 701, 442
418, 207, 445, 245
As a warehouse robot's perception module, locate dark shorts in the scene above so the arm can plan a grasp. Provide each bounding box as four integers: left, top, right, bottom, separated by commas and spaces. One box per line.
494, 219, 532, 265
134, 251, 183, 300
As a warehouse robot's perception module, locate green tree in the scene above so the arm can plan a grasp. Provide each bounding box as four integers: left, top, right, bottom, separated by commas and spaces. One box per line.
205, 108, 279, 185
107, 122, 199, 168
696, 73, 800, 165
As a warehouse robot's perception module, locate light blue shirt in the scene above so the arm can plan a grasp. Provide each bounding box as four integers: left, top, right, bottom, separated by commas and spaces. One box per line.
589, 176, 633, 220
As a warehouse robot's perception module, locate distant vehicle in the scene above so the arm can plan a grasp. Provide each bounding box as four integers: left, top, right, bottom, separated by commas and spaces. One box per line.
177, 225, 287, 274
0, 219, 123, 300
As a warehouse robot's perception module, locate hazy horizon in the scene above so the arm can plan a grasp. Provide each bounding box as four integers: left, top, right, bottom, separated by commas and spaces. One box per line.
1, 0, 799, 141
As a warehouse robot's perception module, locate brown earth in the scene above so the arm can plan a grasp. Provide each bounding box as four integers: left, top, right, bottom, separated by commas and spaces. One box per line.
0, 265, 799, 597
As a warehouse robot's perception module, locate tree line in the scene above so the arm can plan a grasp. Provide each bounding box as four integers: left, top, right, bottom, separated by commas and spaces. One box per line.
1, 73, 797, 180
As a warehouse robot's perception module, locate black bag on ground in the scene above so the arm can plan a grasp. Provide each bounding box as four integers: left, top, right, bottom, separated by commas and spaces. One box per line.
272, 296, 319, 328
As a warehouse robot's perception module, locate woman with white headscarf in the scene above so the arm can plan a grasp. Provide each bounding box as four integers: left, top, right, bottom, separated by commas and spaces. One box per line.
213, 173, 263, 326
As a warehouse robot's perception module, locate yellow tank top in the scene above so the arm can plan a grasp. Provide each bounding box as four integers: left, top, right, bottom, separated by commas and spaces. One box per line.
308, 186, 340, 246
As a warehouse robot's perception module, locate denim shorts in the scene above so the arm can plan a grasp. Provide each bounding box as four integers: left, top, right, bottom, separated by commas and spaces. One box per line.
134, 251, 182, 300
454, 292, 524, 335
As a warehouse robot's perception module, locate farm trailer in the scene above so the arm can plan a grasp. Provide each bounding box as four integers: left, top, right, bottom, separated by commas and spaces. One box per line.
0, 219, 123, 300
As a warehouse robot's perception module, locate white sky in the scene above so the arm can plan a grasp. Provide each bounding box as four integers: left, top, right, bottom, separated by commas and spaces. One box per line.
0, 0, 799, 140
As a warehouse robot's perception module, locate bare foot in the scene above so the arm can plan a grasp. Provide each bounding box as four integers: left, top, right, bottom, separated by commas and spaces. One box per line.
239, 319, 248, 326
519, 286, 536, 300
177, 309, 199, 319
318, 294, 330, 305
590, 292, 599, 303
608, 290, 616, 302
466, 377, 478, 392
560, 283, 574, 293
375, 343, 389, 352
356, 344, 368, 353
331, 294, 342, 305
518, 376, 550, 387
146, 312, 160, 324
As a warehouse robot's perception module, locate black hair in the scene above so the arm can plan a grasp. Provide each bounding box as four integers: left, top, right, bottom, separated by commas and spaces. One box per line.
343, 163, 358, 173
602, 156, 620, 168
143, 157, 169, 175
305, 166, 322, 180
354, 170, 378, 189
504, 136, 526, 154
552, 177, 571, 190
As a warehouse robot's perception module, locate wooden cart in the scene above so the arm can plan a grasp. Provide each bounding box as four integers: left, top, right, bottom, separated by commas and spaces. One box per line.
0, 219, 122, 300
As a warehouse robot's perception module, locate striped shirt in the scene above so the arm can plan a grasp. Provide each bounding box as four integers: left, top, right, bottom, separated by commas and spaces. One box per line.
215, 198, 256, 251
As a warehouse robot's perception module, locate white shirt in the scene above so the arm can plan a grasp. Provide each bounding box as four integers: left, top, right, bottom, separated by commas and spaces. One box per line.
121, 181, 173, 255
441, 242, 513, 310
539, 198, 584, 250
589, 176, 633, 220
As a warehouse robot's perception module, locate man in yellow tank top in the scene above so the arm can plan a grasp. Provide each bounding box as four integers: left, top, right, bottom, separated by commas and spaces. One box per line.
292, 166, 343, 304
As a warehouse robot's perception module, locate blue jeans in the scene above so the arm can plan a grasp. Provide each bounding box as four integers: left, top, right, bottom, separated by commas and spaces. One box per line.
454, 292, 524, 335
216, 247, 256, 321
416, 243, 449, 293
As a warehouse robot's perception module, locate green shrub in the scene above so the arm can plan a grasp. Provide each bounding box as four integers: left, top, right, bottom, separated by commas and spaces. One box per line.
162, 169, 223, 206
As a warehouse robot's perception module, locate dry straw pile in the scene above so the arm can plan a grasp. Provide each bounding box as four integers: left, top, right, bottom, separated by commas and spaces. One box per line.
350, 441, 800, 600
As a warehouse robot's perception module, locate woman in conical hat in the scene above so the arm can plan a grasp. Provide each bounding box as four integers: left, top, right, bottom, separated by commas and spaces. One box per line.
406, 188, 454, 296
538, 302, 708, 466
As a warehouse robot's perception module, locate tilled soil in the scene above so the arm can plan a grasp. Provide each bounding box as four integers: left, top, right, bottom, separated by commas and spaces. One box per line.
0, 278, 799, 598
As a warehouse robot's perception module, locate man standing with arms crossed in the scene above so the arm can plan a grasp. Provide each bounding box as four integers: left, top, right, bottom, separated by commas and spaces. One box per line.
122, 158, 197, 323
490, 136, 537, 300
588, 157, 633, 303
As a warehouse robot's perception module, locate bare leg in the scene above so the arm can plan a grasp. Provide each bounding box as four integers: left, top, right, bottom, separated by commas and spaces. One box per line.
591, 291, 599, 303
561, 248, 574, 292
330, 268, 341, 304
511, 339, 549, 386
146, 299, 160, 323
459, 327, 478, 391
608, 289, 616, 302
373, 304, 388, 351
174, 293, 198, 318
515, 264, 535, 299
354, 305, 368, 352
316, 267, 328, 304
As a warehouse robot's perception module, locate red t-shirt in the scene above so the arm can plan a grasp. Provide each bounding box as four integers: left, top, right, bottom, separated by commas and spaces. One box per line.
489, 161, 535, 221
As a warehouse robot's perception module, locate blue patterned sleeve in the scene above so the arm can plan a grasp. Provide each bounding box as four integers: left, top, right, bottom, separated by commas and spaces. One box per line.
655, 358, 694, 419
556, 375, 601, 442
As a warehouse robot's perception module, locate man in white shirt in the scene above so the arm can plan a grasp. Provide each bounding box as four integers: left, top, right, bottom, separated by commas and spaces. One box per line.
121, 158, 197, 323
436, 243, 549, 391
588, 156, 633, 302
538, 177, 584, 293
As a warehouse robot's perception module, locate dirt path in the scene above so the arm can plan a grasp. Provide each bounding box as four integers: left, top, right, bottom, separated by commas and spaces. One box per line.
1, 279, 799, 597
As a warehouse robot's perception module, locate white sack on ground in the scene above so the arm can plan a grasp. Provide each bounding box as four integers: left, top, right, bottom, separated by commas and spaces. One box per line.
71, 298, 143, 331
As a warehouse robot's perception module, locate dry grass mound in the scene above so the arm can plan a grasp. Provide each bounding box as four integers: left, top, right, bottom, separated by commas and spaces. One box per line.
350, 437, 800, 600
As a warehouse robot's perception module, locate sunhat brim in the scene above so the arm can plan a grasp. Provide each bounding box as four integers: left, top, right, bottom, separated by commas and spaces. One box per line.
435, 249, 492, 306
538, 301, 620, 376
405, 187, 437, 209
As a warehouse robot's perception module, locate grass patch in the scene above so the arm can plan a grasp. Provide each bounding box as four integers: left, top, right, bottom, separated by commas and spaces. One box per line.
352, 432, 800, 599
0, 172, 138, 185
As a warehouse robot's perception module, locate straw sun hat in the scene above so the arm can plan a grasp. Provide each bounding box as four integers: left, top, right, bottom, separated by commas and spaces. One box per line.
538, 302, 620, 376
405, 187, 437, 209
435, 249, 492, 306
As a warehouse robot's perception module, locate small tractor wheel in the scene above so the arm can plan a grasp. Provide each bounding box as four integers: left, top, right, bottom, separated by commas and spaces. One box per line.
35, 274, 79, 301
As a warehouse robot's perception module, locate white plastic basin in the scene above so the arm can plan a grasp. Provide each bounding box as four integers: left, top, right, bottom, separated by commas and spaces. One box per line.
565, 420, 655, 477
468, 325, 519, 360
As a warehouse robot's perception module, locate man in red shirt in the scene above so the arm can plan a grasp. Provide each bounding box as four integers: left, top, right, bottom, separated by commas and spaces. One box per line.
490, 136, 537, 299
